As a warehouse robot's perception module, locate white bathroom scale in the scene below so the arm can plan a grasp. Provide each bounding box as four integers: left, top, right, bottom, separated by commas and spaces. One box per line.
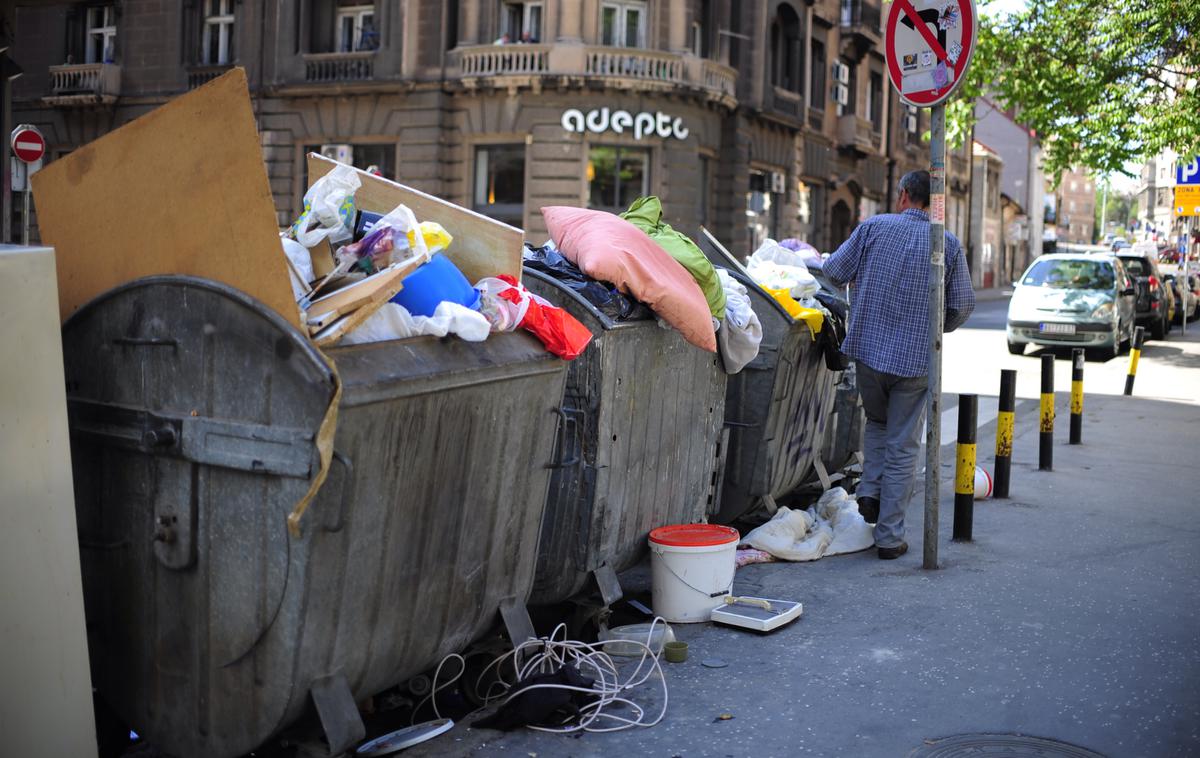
710, 596, 803, 632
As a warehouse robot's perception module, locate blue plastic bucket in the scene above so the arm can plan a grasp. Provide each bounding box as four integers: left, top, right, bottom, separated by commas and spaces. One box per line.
390, 253, 480, 317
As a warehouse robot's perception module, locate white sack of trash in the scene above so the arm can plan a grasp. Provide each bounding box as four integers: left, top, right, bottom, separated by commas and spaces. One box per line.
740, 487, 874, 561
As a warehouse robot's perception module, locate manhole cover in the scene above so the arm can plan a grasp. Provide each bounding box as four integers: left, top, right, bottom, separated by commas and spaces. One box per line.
911, 734, 1107, 757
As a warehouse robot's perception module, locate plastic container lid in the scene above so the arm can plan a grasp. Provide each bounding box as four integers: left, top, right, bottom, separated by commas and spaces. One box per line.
649, 524, 739, 548
598, 622, 675, 657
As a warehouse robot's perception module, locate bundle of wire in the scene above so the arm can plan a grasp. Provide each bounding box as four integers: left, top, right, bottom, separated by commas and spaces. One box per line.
413, 617, 671, 733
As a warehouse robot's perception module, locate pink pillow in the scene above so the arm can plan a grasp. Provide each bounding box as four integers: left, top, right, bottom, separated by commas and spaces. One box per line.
542, 206, 717, 352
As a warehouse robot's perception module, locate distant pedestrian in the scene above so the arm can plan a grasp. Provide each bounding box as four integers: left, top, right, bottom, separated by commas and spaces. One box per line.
823, 170, 975, 559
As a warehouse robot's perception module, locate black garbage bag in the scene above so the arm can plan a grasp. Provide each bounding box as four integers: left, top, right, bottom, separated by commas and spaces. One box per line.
523, 244, 651, 321
814, 289, 850, 371
473, 664, 597, 731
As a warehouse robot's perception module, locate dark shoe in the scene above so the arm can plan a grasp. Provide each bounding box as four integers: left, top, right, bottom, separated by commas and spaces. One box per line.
857, 495, 880, 524
877, 542, 908, 560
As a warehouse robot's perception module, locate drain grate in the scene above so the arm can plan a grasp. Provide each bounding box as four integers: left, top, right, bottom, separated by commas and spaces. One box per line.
911, 734, 1107, 758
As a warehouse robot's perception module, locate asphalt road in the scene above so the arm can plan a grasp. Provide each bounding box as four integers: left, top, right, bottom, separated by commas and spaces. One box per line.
408, 297, 1200, 757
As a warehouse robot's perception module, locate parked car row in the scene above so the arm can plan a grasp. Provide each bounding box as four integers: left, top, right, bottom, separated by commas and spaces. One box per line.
1006, 246, 1197, 361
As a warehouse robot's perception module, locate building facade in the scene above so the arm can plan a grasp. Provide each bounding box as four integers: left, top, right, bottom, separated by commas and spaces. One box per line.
1136, 150, 1179, 242
1046, 166, 1096, 245
7, 0, 971, 258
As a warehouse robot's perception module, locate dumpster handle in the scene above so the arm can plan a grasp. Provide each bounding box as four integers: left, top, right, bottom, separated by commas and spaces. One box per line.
724, 420, 759, 429
322, 451, 353, 533
546, 407, 581, 469
113, 336, 178, 348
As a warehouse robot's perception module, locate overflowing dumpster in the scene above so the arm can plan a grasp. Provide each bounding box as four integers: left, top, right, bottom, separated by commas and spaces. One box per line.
64, 276, 567, 758
522, 268, 729, 605
695, 230, 857, 524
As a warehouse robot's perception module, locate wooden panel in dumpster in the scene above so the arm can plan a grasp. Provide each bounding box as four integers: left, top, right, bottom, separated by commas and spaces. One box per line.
30, 68, 300, 329
307, 153, 523, 284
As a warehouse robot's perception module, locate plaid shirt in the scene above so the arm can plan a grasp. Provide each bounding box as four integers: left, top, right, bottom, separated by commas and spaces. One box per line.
824, 209, 975, 378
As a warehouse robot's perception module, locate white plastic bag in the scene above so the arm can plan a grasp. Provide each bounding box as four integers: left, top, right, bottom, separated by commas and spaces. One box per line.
290, 165, 361, 247
342, 301, 491, 345
740, 507, 833, 562
747, 239, 819, 299
475, 276, 533, 332
280, 237, 315, 299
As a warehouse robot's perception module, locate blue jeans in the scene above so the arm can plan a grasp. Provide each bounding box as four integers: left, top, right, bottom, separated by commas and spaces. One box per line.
855, 361, 928, 549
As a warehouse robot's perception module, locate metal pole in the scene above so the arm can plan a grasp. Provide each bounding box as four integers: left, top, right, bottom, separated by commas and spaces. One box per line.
21, 186, 29, 246
1069, 348, 1084, 444
1099, 180, 1108, 241
1038, 354, 1054, 471
1183, 216, 1190, 336
952, 394, 977, 542
993, 369, 1016, 498
1124, 325, 1145, 396
923, 103, 946, 571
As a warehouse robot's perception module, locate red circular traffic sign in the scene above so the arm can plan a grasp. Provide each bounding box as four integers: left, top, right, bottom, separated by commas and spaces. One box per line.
885, 0, 977, 107
11, 127, 46, 164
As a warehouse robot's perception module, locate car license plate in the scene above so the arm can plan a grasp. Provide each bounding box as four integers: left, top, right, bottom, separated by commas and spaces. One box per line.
1039, 323, 1075, 335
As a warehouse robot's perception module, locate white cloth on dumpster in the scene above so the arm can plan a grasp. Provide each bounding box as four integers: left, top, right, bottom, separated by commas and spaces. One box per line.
343, 301, 491, 344
746, 239, 820, 300
715, 268, 762, 374
739, 487, 874, 561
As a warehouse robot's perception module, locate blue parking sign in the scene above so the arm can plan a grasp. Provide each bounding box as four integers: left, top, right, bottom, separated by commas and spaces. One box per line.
1178, 157, 1200, 185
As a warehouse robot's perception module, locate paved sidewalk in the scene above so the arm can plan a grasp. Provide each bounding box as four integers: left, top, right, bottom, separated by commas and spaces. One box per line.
409, 392, 1200, 757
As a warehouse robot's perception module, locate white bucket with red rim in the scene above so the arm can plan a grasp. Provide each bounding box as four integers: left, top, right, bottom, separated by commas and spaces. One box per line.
648, 524, 740, 623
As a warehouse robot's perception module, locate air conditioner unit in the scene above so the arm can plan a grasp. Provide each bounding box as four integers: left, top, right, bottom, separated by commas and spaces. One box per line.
320, 143, 353, 165
834, 83, 849, 107
833, 61, 850, 85
771, 171, 786, 194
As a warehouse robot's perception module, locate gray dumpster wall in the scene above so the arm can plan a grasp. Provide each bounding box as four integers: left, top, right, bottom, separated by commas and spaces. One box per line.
522, 269, 728, 605
715, 268, 840, 522
63, 276, 566, 758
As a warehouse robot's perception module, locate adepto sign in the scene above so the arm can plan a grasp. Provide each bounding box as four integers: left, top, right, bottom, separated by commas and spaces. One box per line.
561, 108, 689, 140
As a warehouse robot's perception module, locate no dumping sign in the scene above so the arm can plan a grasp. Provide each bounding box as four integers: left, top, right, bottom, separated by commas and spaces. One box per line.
885, 0, 978, 107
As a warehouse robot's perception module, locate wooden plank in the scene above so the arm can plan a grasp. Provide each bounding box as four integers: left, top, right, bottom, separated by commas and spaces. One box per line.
306, 153, 523, 285
31, 68, 301, 329
307, 257, 421, 319
311, 263, 415, 347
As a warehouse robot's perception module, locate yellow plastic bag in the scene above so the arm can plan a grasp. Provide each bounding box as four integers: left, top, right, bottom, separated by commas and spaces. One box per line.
764, 287, 824, 338
407, 221, 453, 254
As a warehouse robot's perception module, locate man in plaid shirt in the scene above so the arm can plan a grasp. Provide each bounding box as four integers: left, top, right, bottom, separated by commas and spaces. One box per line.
824, 170, 975, 560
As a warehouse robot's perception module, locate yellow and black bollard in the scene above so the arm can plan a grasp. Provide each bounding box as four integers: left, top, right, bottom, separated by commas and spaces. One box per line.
1069, 348, 1084, 444
994, 369, 1016, 498
1039, 354, 1054, 471
953, 394, 978, 542
1124, 326, 1145, 396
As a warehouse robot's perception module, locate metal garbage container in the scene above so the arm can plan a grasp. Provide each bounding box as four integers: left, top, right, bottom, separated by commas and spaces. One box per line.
711, 266, 840, 522
521, 268, 728, 606
64, 276, 567, 758
818, 362, 865, 478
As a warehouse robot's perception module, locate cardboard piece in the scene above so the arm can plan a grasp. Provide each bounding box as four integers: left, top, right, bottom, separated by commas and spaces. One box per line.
31, 69, 301, 329
307, 257, 421, 322
307, 153, 524, 285
310, 261, 417, 347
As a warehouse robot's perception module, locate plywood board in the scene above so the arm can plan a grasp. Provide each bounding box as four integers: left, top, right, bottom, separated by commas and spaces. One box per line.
307, 153, 524, 285
32, 68, 301, 329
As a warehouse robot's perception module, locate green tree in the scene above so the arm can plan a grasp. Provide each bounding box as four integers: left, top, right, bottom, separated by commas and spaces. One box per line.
955, 0, 1200, 181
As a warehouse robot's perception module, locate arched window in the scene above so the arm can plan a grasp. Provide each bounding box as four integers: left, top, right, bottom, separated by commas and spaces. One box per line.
769, 3, 803, 93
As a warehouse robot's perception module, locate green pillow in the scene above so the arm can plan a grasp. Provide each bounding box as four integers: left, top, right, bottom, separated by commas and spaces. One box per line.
621, 196, 726, 320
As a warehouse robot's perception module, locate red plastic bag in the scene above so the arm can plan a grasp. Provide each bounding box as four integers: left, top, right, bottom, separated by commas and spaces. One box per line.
494, 274, 593, 360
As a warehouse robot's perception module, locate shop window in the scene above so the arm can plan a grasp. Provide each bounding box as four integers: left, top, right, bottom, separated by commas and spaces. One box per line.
601, 1, 646, 48
500, 2, 543, 44
336, 4, 378, 52
810, 39, 826, 110
868, 71, 883, 130
474, 145, 526, 227
588, 146, 649, 214
770, 3, 803, 94
86, 6, 117, 64
203, 0, 235, 65
746, 170, 779, 251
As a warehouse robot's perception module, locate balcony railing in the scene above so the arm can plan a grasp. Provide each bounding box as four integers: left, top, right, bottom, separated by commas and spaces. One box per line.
837, 113, 878, 153
304, 51, 376, 83
771, 86, 803, 118
448, 45, 737, 103
459, 44, 549, 76
187, 64, 231, 89
584, 47, 685, 82
46, 63, 120, 104
840, 0, 882, 32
